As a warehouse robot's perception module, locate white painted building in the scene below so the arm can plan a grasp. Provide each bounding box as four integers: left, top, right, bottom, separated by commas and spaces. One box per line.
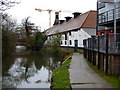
46, 10, 96, 48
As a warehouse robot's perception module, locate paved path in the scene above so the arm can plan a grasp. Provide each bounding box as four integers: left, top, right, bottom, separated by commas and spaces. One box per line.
69, 53, 113, 89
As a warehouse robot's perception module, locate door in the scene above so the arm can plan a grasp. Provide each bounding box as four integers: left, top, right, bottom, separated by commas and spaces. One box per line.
74, 40, 78, 52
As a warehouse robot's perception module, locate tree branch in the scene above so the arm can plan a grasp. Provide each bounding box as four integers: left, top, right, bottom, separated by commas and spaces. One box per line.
0, 0, 20, 11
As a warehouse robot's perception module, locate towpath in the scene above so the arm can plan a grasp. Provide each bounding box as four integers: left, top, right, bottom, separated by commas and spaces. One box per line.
69, 53, 114, 89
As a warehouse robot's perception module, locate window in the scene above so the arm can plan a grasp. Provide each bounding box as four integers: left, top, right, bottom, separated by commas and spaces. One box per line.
70, 40, 72, 45
97, 2, 105, 10
61, 41, 62, 45
101, 32, 104, 35
118, 1, 120, 8
65, 41, 67, 45
65, 33, 67, 40
69, 31, 71, 35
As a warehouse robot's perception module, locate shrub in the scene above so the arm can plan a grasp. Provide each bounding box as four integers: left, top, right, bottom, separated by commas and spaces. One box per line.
26, 32, 47, 51
2, 30, 16, 57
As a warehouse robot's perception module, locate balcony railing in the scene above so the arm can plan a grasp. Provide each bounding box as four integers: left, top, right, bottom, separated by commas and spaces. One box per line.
98, 7, 120, 24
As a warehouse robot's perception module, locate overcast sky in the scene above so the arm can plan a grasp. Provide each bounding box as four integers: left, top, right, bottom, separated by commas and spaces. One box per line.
6, 0, 97, 31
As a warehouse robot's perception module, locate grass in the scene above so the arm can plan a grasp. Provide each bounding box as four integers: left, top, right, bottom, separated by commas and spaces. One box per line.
51, 53, 73, 89
77, 49, 84, 54
85, 59, 120, 89
64, 53, 73, 60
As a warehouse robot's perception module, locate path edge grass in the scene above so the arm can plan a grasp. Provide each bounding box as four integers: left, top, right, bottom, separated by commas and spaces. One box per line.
51, 53, 73, 89
85, 58, 120, 89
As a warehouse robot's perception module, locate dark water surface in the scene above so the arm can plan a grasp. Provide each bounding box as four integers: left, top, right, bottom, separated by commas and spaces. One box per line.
2, 46, 63, 88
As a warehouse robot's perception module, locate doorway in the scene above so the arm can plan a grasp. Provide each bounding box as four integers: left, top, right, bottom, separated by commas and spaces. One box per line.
74, 40, 78, 52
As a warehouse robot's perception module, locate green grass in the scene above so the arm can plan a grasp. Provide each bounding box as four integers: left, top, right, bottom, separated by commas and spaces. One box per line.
77, 49, 84, 54
64, 53, 73, 60
85, 59, 120, 89
51, 53, 73, 88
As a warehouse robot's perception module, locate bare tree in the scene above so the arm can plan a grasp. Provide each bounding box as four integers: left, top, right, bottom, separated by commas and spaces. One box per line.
2, 13, 17, 57
0, 0, 20, 11
0, 13, 17, 31
21, 17, 35, 38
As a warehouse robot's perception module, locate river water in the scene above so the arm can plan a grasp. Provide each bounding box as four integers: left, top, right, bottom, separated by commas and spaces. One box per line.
2, 46, 63, 88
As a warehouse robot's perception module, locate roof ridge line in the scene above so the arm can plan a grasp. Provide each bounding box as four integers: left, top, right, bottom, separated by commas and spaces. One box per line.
81, 11, 91, 28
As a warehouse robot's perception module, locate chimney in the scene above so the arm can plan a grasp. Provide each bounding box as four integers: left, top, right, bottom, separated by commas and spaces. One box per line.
65, 16, 72, 22
59, 20, 65, 24
73, 12, 81, 18
53, 12, 59, 25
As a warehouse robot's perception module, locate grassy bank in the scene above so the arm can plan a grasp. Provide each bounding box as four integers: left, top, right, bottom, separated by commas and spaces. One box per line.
85, 59, 120, 89
51, 53, 73, 88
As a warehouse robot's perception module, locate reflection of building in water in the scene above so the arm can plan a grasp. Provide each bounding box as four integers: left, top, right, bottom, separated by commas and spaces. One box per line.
47, 57, 53, 82
15, 45, 26, 53
2, 51, 63, 88
47, 57, 62, 82
2, 58, 37, 88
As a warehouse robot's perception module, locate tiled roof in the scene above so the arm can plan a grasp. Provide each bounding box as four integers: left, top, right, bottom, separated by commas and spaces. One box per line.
46, 10, 96, 36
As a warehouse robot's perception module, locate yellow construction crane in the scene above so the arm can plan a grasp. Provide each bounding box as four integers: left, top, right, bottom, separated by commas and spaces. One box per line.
35, 8, 72, 27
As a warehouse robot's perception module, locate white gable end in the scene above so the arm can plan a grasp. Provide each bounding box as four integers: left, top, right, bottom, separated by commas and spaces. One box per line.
60, 28, 92, 48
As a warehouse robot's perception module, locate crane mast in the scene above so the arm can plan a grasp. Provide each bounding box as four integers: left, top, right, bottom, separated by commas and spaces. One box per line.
48, 10, 52, 28
35, 8, 72, 28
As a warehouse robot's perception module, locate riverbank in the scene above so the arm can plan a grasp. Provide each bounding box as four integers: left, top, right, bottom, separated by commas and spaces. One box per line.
12, 49, 32, 57
51, 52, 117, 89
51, 53, 73, 89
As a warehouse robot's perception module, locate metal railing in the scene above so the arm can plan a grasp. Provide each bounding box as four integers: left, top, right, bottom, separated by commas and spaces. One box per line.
83, 33, 120, 54
98, 7, 120, 24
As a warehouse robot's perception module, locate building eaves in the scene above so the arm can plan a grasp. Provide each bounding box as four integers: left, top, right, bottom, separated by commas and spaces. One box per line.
46, 10, 96, 36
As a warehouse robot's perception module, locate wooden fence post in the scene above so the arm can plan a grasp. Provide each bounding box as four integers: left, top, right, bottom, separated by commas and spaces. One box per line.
92, 36, 95, 65
88, 38, 90, 61
98, 35, 100, 70
106, 33, 109, 74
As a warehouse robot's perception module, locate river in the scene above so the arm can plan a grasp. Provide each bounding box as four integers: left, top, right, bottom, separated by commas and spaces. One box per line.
2, 45, 63, 88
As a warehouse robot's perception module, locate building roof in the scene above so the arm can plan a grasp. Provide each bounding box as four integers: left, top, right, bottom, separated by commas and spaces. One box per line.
46, 10, 96, 36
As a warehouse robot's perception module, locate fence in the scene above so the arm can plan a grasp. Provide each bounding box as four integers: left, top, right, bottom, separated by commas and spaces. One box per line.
83, 33, 120, 75
83, 33, 120, 54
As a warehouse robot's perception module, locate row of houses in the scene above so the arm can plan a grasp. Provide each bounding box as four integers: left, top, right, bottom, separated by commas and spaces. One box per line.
45, 0, 120, 49
46, 10, 96, 48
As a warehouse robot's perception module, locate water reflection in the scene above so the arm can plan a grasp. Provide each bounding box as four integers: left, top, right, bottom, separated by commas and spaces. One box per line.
15, 46, 26, 53
2, 46, 63, 88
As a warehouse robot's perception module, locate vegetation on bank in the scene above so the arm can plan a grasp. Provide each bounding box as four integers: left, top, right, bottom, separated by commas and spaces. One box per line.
44, 35, 61, 56
27, 32, 47, 51
85, 59, 120, 89
2, 30, 16, 57
51, 53, 73, 88
2, 13, 17, 57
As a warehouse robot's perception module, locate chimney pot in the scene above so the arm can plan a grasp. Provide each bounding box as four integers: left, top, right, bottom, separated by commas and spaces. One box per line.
59, 20, 65, 24
65, 16, 72, 22
53, 12, 59, 25
73, 12, 81, 18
